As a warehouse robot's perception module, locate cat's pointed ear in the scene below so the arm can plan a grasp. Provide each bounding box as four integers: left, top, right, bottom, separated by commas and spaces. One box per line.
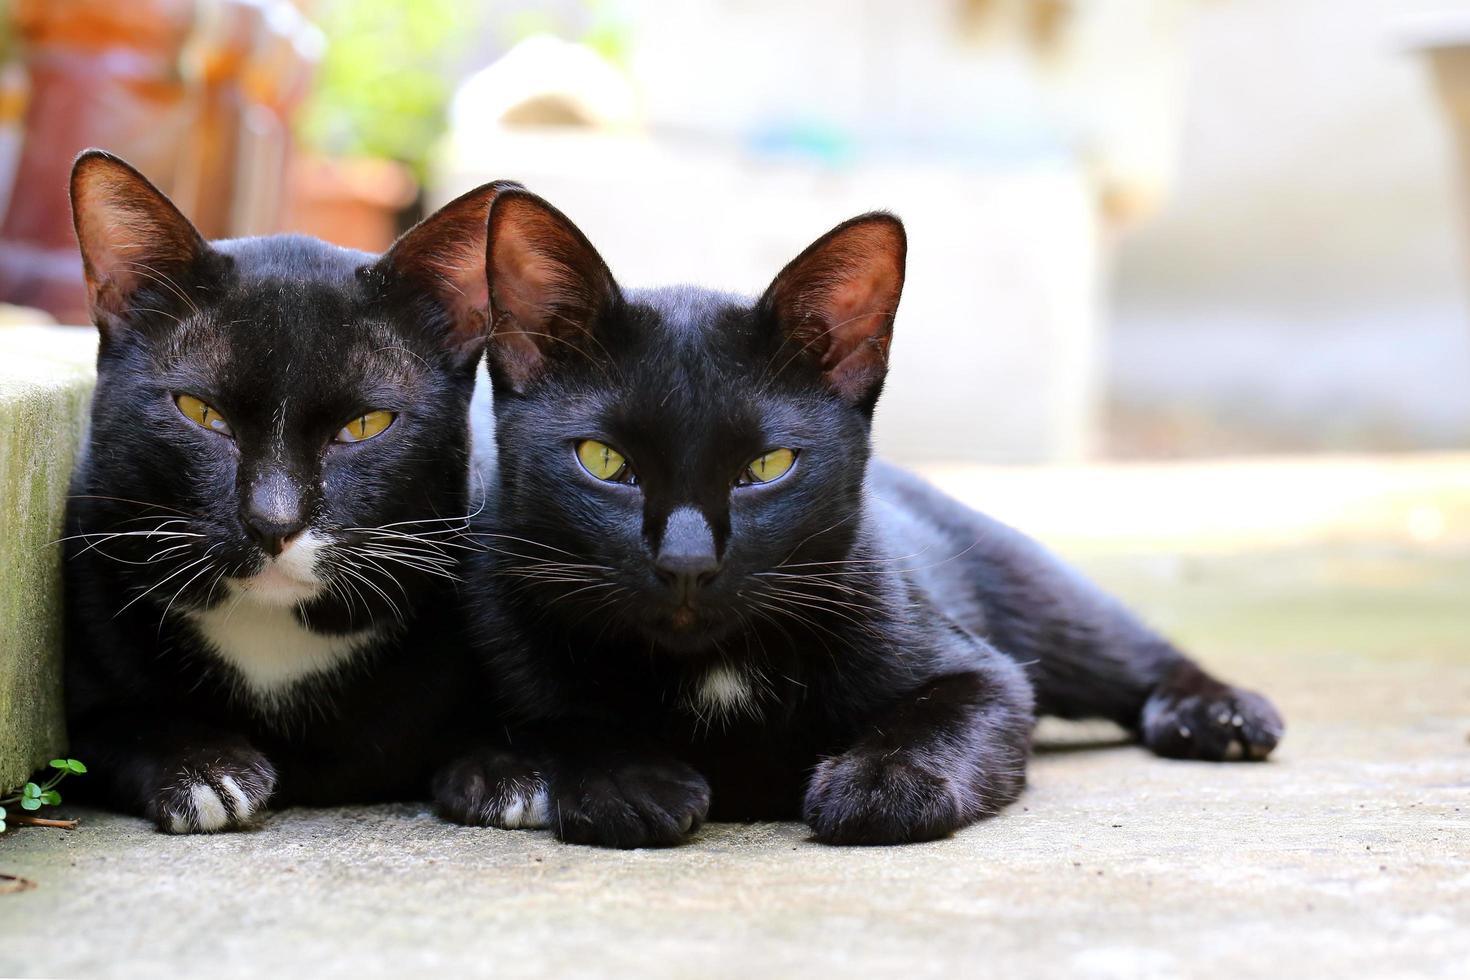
70, 149, 210, 335
485, 189, 620, 393
759, 213, 907, 409
375, 179, 522, 363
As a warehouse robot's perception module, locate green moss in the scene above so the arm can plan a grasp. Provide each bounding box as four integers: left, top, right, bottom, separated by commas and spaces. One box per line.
0, 328, 95, 788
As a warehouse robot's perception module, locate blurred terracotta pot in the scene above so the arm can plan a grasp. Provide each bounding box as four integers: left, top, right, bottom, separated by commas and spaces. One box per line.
282, 155, 416, 253
0, 0, 195, 322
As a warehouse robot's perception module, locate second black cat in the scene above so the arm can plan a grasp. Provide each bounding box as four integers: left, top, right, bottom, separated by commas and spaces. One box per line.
439, 189, 1285, 847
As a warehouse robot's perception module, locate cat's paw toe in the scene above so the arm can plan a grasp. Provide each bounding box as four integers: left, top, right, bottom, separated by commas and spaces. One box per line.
804, 751, 966, 845
149, 750, 276, 834
1142, 679, 1284, 762
553, 757, 710, 849
433, 748, 551, 830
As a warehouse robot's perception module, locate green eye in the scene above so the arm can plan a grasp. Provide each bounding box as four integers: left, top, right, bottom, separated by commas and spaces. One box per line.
740, 448, 797, 486
576, 439, 632, 482
176, 394, 233, 437
336, 410, 395, 443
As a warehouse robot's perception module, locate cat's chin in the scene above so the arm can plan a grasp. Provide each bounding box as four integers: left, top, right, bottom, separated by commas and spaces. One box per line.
635, 614, 739, 656
229, 533, 328, 607
230, 565, 322, 607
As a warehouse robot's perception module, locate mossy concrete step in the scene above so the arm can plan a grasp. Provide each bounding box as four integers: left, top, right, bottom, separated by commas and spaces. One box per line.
0, 325, 95, 790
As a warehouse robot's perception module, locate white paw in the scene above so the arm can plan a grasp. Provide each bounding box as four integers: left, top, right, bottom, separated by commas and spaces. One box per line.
165, 780, 227, 833
484, 781, 551, 830
157, 764, 273, 834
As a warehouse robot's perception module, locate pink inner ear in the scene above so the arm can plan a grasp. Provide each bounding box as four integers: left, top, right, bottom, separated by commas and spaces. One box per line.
484, 192, 619, 392
376, 181, 508, 355
765, 216, 904, 405
72, 168, 204, 325
487, 238, 558, 389
491, 234, 560, 330
81, 217, 139, 302
82, 212, 136, 279
818, 271, 896, 371
429, 241, 490, 323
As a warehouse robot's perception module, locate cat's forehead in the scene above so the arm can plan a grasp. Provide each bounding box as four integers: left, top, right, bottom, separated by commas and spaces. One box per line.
621, 285, 762, 381
155, 236, 422, 394
165, 279, 387, 366
629, 285, 751, 331
576, 285, 817, 444
215, 233, 372, 284
212, 235, 371, 340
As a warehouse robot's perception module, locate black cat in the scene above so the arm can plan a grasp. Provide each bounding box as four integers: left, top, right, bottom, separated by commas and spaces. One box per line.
63, 150, 513, 831
439, 189, 1285, 847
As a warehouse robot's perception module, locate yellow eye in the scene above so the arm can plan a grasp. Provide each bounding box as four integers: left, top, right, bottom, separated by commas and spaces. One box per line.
175, 394, 233, 436
336, 410, 395, 443
741, 448, 796, 485
576, 439, 632, 482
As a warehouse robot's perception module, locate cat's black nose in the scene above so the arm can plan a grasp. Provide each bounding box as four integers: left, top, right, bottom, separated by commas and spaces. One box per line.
244, 517, 305, 558
654, 506, 721, 600
242, 473, 307, 557
655, 552, 722, 596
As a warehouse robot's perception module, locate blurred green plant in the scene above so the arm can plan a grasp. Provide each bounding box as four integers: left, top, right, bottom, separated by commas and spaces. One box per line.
297, 0, 485, 183
0, 758, 86, 833
0, 0, 16, 67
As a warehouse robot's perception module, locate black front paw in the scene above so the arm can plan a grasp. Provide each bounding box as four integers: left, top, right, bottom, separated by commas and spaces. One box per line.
804, 751, 965, 845
552, 754, 710, 849
146, 746, 277, 834
1141, 668, 1284, 761
433, 747, 550, 829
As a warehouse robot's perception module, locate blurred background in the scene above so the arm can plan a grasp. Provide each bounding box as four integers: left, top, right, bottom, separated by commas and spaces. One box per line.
1, 0, 1469, 468
4, 9, 1466, 968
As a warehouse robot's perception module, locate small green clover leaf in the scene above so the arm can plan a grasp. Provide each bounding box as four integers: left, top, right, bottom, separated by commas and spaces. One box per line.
2, 757, 86, 831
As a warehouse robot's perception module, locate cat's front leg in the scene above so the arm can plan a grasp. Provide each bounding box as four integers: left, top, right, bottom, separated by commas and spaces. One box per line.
542, 723, 711, 848
69, 714, 277, 834
549, 743, 711, 849
803, 664, 1033, 845
435, 726, 710, 848
433, 744, 552, 830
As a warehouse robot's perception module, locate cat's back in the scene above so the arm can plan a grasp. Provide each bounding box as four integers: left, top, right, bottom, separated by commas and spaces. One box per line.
866, 457, 1020, 560
865, 458, 1100, 641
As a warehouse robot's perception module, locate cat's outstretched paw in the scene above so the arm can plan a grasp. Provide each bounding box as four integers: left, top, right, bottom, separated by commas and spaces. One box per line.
433, 747, 550, 830
1141, 666, 1284, 761
148, 747, 277, 834
550, 754, 710, 849
803, 751, 967, 845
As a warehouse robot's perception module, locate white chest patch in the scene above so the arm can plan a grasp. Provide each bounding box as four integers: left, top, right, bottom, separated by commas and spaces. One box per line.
186, 594, 379, 703
689, 662, 758, 723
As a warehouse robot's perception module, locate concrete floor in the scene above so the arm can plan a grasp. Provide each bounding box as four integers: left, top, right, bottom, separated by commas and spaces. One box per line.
2, 532, 1467, 977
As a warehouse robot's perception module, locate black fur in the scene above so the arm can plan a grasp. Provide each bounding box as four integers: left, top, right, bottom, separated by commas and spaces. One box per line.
444, 190, 1284, 847
62, 151, 513, 831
